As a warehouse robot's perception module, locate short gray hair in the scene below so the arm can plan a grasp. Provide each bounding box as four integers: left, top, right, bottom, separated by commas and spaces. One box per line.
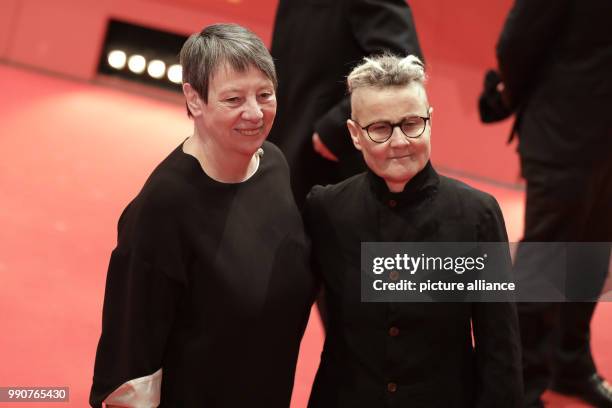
180, 23, 277, 114
347, 53, 426, 93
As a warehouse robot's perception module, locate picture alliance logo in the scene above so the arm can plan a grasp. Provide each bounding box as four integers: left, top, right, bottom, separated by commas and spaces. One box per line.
372, 253, 488, 275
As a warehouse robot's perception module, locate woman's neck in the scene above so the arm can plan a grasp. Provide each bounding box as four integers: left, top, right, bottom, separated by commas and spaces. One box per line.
385, 179, 410, 193
183, 131, 259, 183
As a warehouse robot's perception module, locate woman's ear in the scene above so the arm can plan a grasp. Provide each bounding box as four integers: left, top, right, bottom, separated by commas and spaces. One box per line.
347, 119, 363, 152
183, 83, 203, 117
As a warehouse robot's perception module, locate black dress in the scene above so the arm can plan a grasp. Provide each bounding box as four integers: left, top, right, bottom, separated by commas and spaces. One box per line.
304, 162, 523, 408
90, 141, 316, 407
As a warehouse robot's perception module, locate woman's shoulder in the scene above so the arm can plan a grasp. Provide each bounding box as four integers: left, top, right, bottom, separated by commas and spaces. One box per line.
262, 140, 282, 156
438, 175, 501, 210
127, 146, 196, 220
437, 176, 506, 233
261, 141, 289, 170
305, 173, 368, 216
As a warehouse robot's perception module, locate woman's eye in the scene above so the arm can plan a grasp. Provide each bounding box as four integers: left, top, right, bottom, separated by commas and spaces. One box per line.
370, 123, 389, 132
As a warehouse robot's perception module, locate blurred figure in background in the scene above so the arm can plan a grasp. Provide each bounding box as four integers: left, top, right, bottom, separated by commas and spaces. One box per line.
493, 0, 612, 406
268, 0, 423, 207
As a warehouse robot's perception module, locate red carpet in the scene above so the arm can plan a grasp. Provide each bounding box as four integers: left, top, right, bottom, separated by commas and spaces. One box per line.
0, 63, 610, 407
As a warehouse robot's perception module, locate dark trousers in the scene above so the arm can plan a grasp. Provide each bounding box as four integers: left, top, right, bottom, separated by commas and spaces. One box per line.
515, 157, 612, 406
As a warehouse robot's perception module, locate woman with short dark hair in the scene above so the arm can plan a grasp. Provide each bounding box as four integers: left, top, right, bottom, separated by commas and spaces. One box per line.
90, 24, 315, 408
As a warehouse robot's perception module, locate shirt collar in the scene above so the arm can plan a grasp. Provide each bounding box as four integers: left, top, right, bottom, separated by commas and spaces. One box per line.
367, 161, 439, 207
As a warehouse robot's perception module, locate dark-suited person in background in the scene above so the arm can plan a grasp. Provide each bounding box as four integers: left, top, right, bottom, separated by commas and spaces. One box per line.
494, 0, 612, 406
268, 0, 423, 206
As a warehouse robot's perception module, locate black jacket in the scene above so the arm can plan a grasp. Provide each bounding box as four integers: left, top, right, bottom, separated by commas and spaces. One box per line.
496, 0, 612, 164
304, 163, 523, 408
268, 0, 423, 205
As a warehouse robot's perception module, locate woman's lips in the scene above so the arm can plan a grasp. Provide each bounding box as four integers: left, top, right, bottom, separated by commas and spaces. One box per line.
236, 126, 264, 136
389, 153, 413, 160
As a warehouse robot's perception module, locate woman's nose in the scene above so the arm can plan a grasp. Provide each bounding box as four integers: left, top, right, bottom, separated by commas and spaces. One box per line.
389, 125, 409, 147
242, 99, 264, 121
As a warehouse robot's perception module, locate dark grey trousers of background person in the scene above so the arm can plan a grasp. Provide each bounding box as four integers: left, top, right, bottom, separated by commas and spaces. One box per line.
515, 157, 612, 407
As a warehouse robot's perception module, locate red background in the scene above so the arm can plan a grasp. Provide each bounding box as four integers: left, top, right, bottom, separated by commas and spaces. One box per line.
0, 0, 519, 185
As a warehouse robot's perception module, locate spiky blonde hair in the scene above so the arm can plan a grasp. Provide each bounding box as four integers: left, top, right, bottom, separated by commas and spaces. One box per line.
347, 53, 426, 93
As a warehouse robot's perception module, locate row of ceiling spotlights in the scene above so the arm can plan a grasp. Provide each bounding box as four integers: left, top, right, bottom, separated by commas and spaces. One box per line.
107, 50, 182, 84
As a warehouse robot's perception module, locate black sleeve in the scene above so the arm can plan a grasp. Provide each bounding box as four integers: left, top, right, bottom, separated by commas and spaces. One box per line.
89, 196, 187, 408
315, 0, 423, 156
495, 0, 570, 108
472, 195, 524, 407
303, 186, 329, 331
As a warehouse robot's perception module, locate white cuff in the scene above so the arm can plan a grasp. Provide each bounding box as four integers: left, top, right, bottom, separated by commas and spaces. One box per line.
102, 368, 162, 408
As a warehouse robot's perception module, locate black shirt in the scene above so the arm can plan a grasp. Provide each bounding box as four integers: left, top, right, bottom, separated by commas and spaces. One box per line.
304, 162, 523, 408
90, 141, 316, 407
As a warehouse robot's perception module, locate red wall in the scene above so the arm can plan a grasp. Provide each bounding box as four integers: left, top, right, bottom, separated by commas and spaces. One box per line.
0, 0, 521, 185
0, 0, 275, 79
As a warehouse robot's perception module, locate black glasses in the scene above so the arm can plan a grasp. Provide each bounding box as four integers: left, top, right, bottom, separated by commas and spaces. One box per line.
353, 116, 431, 143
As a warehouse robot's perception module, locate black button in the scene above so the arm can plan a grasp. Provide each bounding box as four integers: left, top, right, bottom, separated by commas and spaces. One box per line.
387, 382, 398, 393
389, 270, 400, 281
389, 326, 400, 337
388, 199, 397, 208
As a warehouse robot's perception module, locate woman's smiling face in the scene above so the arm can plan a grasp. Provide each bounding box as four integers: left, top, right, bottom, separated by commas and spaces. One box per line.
197, 64, 277, 157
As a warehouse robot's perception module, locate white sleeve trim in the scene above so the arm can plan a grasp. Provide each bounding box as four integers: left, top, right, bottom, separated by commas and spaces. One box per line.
102, 368, 162, 408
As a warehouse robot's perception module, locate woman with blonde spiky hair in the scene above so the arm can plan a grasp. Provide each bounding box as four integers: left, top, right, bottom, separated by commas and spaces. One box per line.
304, 53, 523, 408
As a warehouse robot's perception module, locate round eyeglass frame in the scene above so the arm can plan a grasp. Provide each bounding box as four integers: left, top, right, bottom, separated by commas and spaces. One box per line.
353, 116, 431, 143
